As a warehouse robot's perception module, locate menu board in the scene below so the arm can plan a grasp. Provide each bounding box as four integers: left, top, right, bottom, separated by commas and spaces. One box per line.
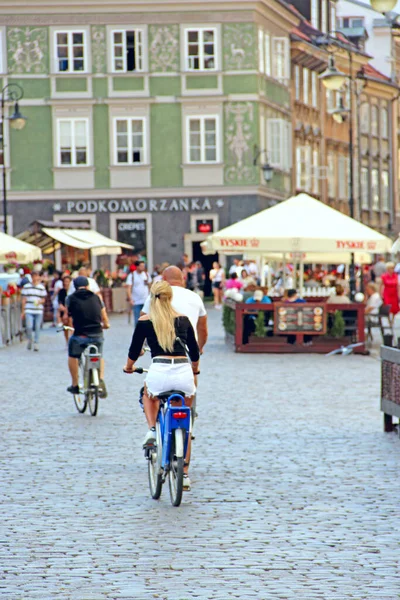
274, 303, 327, 335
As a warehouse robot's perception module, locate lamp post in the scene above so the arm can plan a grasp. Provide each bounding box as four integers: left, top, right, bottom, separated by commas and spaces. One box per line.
253, 147, 274, 183
318, 35, 360, 301
1, 83, 27, 234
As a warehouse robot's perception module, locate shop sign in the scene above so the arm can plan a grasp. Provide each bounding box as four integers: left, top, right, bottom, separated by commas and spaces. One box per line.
52, 197, 225, 214
219, 238, 260, 248
336, 240, 377, 251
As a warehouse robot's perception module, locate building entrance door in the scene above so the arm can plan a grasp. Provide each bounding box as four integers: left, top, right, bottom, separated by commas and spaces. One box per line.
192, 241, 218, 298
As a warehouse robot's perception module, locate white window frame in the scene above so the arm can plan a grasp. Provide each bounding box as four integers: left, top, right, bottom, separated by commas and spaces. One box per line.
294, 65, 300, 101
382, 170, 390, 211
361, 166, 369, 209
56, 118, 90, 167
321, 0, 328, 33
272, 37, 289, 84
186, 115, 219, 164
371, 105, 379, 137
110, 28, 145, 73
265, 33, 271, 77
311, 0, 319, 29
312, 148, 319, 194
184, 27, 218, 72
311, 71, 318, 108
54, 30, 87, 73
303, 68, 309, 105
113, 117, 147, 166
258, 29, 264, 74
327, 153, 335, 197
267, 118, 291, 171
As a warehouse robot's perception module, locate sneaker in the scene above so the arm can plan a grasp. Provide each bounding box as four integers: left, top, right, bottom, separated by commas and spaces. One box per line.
142, 428, 157, 448
33, 344, 39, 352
183, 474, 191, 491
27, 341, 32, 351
67, 385, 80, 395
98, 378, 108, 399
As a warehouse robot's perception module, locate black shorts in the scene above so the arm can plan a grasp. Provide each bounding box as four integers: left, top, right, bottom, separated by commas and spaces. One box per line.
213, 281, 222, 290
68, 334, 104, 359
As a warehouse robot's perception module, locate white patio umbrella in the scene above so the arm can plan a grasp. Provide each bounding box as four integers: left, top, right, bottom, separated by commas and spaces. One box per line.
206, 193, 392, 255
0, 231, 42, 264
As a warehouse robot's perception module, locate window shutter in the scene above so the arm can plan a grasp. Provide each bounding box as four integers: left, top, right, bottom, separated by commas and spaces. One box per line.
258, 29, 264, 73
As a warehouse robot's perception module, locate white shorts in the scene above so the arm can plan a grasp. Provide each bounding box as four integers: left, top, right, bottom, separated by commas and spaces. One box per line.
145, 361, 195, 398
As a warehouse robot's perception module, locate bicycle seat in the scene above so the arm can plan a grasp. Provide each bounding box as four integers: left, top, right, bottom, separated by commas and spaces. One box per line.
158, 390, 186, 401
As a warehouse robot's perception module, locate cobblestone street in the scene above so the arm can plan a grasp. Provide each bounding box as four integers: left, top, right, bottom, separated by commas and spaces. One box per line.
1, 308, 400, 599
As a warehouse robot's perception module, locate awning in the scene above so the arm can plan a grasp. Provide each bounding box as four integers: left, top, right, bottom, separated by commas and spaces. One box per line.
0, 231, 42, 264
22, 227, 133, 256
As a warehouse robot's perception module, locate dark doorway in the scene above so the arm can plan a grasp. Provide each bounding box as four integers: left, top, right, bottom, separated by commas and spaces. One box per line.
192, 241, 218, 298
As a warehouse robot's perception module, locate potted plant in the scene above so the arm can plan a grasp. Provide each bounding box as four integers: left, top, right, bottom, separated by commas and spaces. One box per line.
4, 261, 19, 274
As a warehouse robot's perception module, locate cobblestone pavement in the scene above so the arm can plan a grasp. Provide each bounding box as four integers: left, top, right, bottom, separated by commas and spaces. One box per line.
1, 307, 400, 600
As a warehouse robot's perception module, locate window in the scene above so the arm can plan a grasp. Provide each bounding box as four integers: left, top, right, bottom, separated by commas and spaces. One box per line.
312, 148, 319, 194
303, 68, 309, 105
340, 17, 364, 28
114, 118, 146, 165
311, 0, 319, 29
272, 38, 289, 83
321, 0, 328, 33
267, 119, 291, 171
371, 168, 379, 210
381, 108, 389, 139
294, 65, 300, 101
258, 29, 264, 73
311, 72, 318, 108
382, 170, 390, 211
371, 105, 379, 136
327, 153, 336, 197
360, 103, 369, 134
187, 116, 218, 163
55, 31, 86, 72
361, 167, 369, 209
265, 33, 271, 77
185, 28, 216, 71
296, 146, 311, 191
112, 30, 143, 72
57, 119, 88, 166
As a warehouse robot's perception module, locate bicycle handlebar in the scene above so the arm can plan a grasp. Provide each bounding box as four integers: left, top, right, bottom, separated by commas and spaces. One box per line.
123, 367, 148, 374
57, 325, 74, 332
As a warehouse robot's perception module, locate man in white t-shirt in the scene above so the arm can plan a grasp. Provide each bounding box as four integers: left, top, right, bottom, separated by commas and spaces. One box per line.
142, 265, 208, 352
127, 260, 151, 324
365, 282, 383, 316
67, 266, 100, 296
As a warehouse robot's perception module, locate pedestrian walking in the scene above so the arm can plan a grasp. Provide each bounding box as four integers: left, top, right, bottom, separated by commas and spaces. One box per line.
380, 262, 400, 322
21, 271, 47, 351
126, 260, 151, 324
209, 261, 225, 309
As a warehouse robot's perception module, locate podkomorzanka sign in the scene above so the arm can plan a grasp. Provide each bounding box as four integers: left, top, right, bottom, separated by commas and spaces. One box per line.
52, 197, 225, 214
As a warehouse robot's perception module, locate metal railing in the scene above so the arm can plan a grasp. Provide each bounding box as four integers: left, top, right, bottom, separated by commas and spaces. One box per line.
0, 295, 23, 348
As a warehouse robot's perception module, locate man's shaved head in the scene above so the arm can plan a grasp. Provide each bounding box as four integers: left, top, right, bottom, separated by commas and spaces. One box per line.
162, 266, 184, 287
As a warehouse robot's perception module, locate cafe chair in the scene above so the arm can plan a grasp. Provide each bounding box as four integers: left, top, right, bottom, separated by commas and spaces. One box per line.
366, 304, 393, 342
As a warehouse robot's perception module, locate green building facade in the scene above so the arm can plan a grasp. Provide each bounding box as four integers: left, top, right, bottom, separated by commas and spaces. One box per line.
1, 0, 297, 267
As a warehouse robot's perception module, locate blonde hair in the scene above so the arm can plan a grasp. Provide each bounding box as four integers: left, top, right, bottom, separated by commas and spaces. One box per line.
149, 280, 179, 352
386, 262, 395, 270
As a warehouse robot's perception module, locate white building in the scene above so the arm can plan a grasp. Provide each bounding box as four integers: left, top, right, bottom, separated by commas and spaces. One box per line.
336, 0, 399, 78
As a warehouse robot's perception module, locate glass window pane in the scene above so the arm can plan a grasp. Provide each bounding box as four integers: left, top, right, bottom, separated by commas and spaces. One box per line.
73, 33, 83, 44
132, 150, 142, 163
57, 46, 68, 58
117, 151, 128, 163
74, 121, 86, 147
73, 46, 84, 58
75, 150, 87, 164
188, 31, 198, 43
58, 59, 69, 72
132, 135, 143, 149
189, 119, 200, 132
205, 133, 216, 146
117, 134, 128, 148
115, 59, 124, 70
73, 60, 84, 71
204, 57, 215, 69
114, 46, 123, 57
116, 120, 128, 133
57, 33, 68, 45
190, 148, 201, 162
205, 148, 216, 161
114, 32, 123, 44
59, 122, 71, 146
205, 119, 215, 132
61, 150, 72, 165
131, 120, 143, 133
204, 30, 214, 42
190, 133, 201, 147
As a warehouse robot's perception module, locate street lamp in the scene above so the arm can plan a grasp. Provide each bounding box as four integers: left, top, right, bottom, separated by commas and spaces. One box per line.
1, 84, 27, 234
318, 35, 359, 301
370, 0, 397, 12
253, 146, 274, 183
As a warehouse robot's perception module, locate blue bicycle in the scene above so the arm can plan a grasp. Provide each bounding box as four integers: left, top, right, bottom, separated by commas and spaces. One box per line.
134, 368, 191, 507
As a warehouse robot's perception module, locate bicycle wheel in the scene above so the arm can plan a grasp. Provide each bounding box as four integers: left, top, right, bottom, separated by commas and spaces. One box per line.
87, 371, 99, 416
73, 359, 87, 414
148, 422, 163, 499
169, 429, 184, 507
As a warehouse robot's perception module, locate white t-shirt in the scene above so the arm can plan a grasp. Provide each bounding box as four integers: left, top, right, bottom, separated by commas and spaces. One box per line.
142, 285, 206, 332
67, 277, 100, 296
127, 271, 151, 304
367, 292, 382, 315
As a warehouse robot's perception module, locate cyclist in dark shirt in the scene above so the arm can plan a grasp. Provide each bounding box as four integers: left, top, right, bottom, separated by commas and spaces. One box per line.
124, 280, 200, 490
67, 276, 110, 397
